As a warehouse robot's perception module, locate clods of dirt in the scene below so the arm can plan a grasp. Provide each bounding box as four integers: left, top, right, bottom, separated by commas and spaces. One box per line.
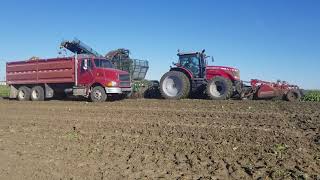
0, 99, 319, 179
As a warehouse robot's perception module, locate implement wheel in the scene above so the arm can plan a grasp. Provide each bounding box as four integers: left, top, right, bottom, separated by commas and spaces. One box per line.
286, 90, 301, 102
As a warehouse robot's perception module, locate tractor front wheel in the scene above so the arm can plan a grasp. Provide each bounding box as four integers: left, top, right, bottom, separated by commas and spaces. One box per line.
206, 76, 233, 100
160, 71, 190, 100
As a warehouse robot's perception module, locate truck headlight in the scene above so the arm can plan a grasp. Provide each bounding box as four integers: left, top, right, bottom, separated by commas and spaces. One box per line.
106, 81, 117, 87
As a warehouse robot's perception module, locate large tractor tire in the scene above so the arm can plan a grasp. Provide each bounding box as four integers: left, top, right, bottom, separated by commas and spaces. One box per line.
160, 71, 190, 100
30, 86, 45, 101
17, 86, 31, 101
90, 86, 107, 102
206, 76, 233, 100
285, 89, 301, 102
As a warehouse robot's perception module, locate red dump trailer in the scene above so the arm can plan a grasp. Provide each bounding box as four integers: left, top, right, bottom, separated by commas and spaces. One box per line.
6, 55, 132, 102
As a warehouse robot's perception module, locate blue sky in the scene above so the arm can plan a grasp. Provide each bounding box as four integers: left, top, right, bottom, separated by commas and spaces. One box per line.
0, 0, 319, 89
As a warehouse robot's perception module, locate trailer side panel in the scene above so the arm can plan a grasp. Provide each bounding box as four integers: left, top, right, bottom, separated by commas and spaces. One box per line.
6, 58, 75, 85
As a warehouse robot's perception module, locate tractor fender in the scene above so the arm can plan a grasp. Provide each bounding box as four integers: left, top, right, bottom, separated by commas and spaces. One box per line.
170, 67, 193, 79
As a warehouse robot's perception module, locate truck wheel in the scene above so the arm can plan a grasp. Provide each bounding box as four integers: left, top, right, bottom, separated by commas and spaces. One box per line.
90, 86, 107, 102
286, 90, 301, 102
206, 76, 233, 100
160, 71, 190, 99
31, 86, 45, 101
17, 86, 31, 101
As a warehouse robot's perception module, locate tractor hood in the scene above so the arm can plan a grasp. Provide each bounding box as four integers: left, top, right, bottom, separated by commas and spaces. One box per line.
206, 66, 240, 81
206, 66, 239, 72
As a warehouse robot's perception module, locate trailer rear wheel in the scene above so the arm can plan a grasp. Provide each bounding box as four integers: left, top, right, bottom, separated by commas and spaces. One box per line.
206, 76, 233, 100
17, 86, 31, 101
160, 71, 190, 99
31, 86, 45, 101
90, 86, 107, 102
286, 90, 301, 102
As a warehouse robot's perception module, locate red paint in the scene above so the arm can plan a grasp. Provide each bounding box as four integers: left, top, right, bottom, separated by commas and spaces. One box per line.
172, 63, 239, 82
249, 79, 300, 99
6, 55, 131, 89
206, 65, 240, 81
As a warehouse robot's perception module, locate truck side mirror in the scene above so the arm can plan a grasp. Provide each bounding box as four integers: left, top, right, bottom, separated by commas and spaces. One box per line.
83, 59, 88, 70
211, 57, 215, 62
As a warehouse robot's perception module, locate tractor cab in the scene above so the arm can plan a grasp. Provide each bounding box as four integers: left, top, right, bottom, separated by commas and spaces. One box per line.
176, 50, 207, 78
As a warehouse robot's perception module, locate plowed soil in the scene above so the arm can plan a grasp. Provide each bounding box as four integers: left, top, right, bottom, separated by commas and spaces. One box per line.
0, 99, 319, 179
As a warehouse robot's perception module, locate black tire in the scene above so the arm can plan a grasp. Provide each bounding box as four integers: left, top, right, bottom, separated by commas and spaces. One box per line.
17, 86, 31, 101
30, 86, 45, 101
90, 86, 107, 102
285, 90, 301, 102
160, 71, 190, 100
206, 76, 233, 100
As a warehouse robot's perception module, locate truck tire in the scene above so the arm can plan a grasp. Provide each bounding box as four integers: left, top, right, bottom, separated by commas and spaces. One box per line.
206, 76, 233, 100
17, 86, 31, 101
160, 71, 190, 100
286, 90, 301, 102
90, 86, 107, 102
31, 86, 45, 101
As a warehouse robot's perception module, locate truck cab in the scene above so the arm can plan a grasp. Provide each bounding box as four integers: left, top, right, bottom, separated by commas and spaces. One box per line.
77, 55, 131, 95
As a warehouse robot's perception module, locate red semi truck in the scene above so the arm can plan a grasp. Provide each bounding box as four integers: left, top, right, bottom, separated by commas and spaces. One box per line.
6, 54, 132, 102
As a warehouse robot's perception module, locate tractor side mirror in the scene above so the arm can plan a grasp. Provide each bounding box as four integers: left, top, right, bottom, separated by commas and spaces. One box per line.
172, 62, 181, 67
211, 57, 215, 62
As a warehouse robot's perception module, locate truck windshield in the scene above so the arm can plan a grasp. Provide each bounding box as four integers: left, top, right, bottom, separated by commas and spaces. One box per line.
94, 59, 114, 68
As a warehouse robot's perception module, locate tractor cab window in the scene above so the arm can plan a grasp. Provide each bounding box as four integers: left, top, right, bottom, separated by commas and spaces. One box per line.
179, 55, 200, 76
94, 59, 114, 69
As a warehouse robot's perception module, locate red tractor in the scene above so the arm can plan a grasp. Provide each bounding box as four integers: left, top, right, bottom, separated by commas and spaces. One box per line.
160, 50, 241, 100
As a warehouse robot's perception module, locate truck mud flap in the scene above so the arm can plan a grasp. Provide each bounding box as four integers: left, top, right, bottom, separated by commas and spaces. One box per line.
45, 84, 54, 98
9, 85, 18, 99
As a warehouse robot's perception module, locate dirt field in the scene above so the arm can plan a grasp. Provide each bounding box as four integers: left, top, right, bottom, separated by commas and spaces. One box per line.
0, 99, 319, 179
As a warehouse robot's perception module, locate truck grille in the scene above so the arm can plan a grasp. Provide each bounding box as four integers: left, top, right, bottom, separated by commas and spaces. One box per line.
119, 74, 130, 81
120, 81, 131, 87
119, 74, 131, 87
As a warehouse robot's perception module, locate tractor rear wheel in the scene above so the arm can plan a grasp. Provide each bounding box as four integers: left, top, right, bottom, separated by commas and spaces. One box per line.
285, 90, 301, 102
160, 71, 190, 99
206, 76, 233, 100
